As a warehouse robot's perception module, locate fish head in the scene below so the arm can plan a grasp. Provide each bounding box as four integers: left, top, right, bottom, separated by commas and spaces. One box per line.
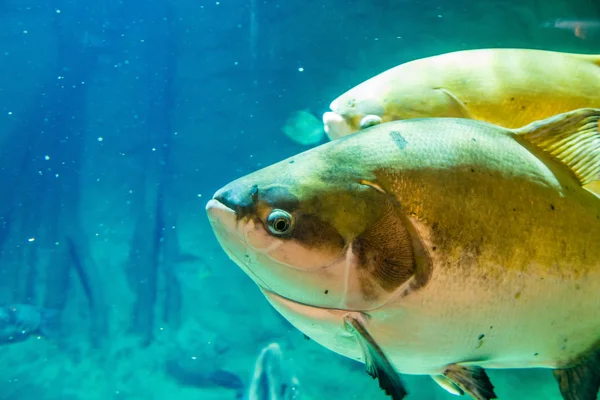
323, 80, 388, 140
206, 139, 422, 312
322, 64, 420, 141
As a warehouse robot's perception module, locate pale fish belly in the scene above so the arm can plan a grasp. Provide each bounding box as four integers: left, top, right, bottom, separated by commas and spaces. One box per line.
259, 263, 600, 376
365, 264, 600, 375
260, 288, 365, 361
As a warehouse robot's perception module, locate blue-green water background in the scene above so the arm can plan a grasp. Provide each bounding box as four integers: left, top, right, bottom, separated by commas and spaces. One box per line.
0, 0, 599, 399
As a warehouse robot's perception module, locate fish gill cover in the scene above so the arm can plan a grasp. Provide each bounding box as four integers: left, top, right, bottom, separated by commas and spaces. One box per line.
0, 0, 598, 399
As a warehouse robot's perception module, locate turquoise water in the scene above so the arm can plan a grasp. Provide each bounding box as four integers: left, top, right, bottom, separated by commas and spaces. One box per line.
0, 0, 598, 399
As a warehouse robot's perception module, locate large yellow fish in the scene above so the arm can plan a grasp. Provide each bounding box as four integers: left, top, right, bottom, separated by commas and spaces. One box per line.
322, 47, 600, 195
207, 108, 600, 400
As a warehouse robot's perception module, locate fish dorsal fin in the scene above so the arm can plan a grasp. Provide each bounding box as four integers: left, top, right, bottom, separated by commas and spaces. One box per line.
514, 108, 600, 186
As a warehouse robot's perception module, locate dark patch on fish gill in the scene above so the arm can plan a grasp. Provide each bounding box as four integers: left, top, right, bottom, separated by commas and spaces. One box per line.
389, 130, 408, 150
352, 200, 415, 294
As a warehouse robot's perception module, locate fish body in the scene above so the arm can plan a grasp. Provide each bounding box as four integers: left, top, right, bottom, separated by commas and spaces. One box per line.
541, 19, 600, 39
0, 304, 55, 344
246, 343, 301, 400
207, 109, 600, 399
323, 48, 600, 140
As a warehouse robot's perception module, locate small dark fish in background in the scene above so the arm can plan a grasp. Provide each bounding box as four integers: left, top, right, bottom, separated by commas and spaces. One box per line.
0, 304, 57, 345
541, 18, 600, 39
246, 342, 301, 400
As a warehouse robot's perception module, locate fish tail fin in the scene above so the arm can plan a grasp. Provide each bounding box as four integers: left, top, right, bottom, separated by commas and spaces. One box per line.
514, 108, 600, 187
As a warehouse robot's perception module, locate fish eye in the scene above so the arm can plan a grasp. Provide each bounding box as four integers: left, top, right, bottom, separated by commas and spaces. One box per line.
359, 115, 382, 129
267, 209, 294, 236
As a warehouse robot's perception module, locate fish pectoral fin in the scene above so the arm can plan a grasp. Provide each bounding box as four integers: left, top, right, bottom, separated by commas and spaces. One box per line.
553, 346, 600, 400
443, 364, 497, 400
343, 314, 408, 400
431, 374, 464, 396
514, 108, 600, 186
433, 87, 476, 119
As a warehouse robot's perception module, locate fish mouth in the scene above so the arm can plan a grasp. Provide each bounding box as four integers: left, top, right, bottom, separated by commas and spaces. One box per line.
259, 285, 361, 313
205, 199, 273, 291
322, 111, 354, 140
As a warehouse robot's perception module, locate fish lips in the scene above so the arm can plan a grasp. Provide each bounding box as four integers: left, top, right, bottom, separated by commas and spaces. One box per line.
322, 111, 354, 140
205, 199, 272, 290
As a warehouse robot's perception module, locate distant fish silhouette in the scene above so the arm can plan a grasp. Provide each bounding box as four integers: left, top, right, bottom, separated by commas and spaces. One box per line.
246, 342, 301, 400
541, 18, 600, 39
0, 304, 57, 345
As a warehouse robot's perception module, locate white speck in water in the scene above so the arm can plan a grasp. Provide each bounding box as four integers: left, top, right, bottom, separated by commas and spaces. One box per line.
151, 147, 156, 152
97, 137, 103, 142
55, 9, 61, 14
298, 67, 304, 72
44, 155, 50, 160
191, 356, 197, 360
197, 194, 202, 198
28, 238, 35, 242
7, 111, 12, 115
23, 30, 28, 34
